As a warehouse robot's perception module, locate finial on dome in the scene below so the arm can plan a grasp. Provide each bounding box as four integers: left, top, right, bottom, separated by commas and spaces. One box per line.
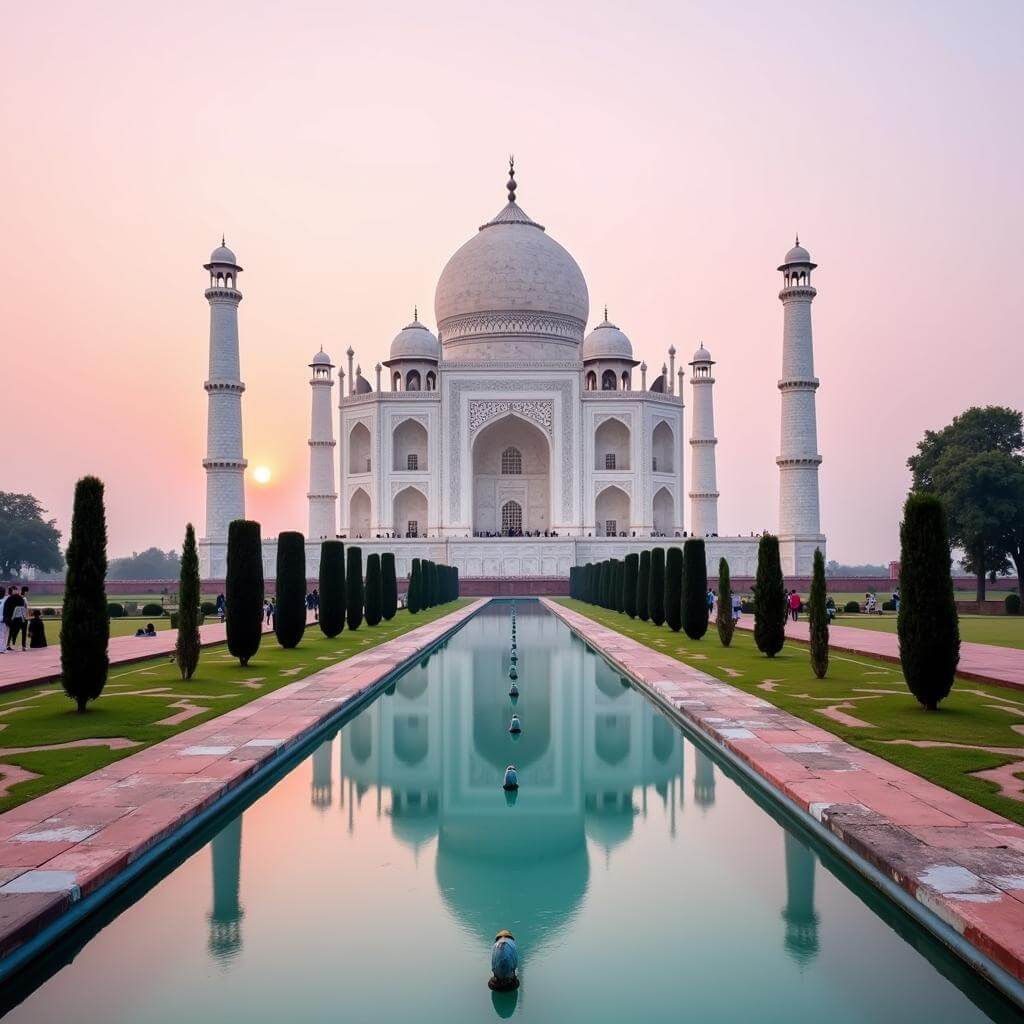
221, 233, 225, 246
507, 155, 517, 203
414, 304, 418, 322
795, 232, 800, 246
604, 304, 608, 322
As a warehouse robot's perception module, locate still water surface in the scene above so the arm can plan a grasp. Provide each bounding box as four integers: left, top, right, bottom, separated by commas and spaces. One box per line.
4, 603, 1021, 1022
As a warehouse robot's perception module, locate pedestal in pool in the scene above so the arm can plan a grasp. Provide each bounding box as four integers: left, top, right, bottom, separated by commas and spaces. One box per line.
3, 602, 1020, 1022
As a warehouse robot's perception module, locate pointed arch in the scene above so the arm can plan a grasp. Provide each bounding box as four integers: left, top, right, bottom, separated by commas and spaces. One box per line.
393, 417, 428, 471
594, 416, 631, 471
349, 487, 371, 538
652, 421, 674, 474
653, 486, 674, 536
348, 422, 371, 474
393, 484, 428, 538
595, 484, 630, 537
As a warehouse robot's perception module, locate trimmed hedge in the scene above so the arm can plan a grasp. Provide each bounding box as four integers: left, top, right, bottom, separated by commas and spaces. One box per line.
881, 600, 897, 612
382, 552, 398, 620
623, 554, 639, 618
649, 548, 666, 626
637, 550, 651, 621
141, 603, 165, 617
201, 601, 218, 615
319, 541, 346, 638
274, 531, 307, 649
107, 602, 125, 618
665, 547, 683, 632
225, 519, 264, 667
346, 546, 364, 630
408, 558, 422, 614
365, 553, 383, 626
844, 600, 861, 613
753, 534, 786, 657
1007, 593, 1022, 616
682, 539, 709, 640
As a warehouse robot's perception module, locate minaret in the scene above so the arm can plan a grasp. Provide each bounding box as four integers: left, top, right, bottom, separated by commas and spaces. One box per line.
311, 738, 333, 811
781, 831, 820, 965
307, 349, 337, 540
777, 237, 824, 571
202, 240, 247, 568
208, 814, 244, 962
688, 344, 719, 537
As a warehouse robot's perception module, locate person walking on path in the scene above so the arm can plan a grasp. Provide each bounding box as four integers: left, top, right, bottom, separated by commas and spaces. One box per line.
6, 587, 29, 650
27, 609, 47, 648
788, 589, 801, 622
731, 592, 742, 623
0, 587, 9, 653
216, 593, 226, 623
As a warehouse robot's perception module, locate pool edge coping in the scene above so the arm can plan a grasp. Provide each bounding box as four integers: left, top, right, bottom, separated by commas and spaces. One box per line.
542, 597, 1024, 1012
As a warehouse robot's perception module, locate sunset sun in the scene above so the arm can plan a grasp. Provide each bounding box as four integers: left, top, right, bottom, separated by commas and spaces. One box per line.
252, 465, 272, 485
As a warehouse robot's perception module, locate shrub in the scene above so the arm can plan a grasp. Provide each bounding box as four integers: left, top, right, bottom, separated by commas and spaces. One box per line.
637, 550, 651, 621
881, 600, 896, 612
682, 539, 709, 640
318, 541, 346, 637
740, 599, 755, 613
274, 531, 307, 649
365, 553, 383, 626
42, 607, 56, 617
382, 552, 398, 620
346, 546, 364, 630
61, 476, 109, 712
753, 534, 786, 657
649, 548, 666, 626
898, 493, 960, 710
175, 522, 202, 679
107, 602, 125, 618
408, 558, 422, 614
844, 600, 861, 613
615, 559, 626, 613
453, 566, 460, 600
665, 547, 683, 631
623, 554, 639, 618
596, 561, 606, 608
1006, 593, 1022, 616
808, 548, 829, 679
716, 558, 735, 647
225, 519, 264, 667
201, 601, 217, 615
141, 603, 165, 617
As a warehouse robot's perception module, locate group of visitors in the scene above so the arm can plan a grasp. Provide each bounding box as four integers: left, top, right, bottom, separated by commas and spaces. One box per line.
705, 588, 743, 623
0, 586, 46, 651
134, 623, 158, 638
306, 588, 320, 621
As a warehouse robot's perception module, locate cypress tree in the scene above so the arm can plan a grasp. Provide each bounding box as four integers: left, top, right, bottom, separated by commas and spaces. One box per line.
898, 494, 960, 710
613, 559, 625, 613
570, 566, 580, 600
716, 557, 735, 647
274, 531, 307, 649
381, 552, 398, 620
365, 553, 383, 626
604, 560, 614, 609
175, 522, 201, 680
623, 553, 639, 618
424, 560, 435, 608
649, 548, 666, 626
453, 566, 460, 599
346, 546, 364, 630
318, 541, 346, 637
682, 538, 709, 640
408, 558, 422, 614
808, 547, 829, 679
587, 562, 597, 604
60, 475, 109, 712
226, 519, 264, 667
665, 547, 683, 631
637, 550, 651, 621
595, 562, 605, 607
753, 534, 787, 657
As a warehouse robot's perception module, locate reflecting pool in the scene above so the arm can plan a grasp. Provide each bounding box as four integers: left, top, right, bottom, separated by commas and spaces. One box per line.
4, 603, 1021, 1022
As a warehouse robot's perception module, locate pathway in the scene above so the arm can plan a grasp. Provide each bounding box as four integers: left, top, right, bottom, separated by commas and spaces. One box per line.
0, 599, 484, 967
736, 616, 1024, 690
0, 616, 302, 696
545, 599, 1024, 991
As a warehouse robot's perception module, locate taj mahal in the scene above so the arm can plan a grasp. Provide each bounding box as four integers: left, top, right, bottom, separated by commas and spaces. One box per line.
199, 163, 825, 581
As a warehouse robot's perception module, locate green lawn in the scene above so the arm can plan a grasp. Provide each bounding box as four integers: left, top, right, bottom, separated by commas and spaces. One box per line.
557, 598, 1024, 826
827, 612, 1024, 650
0, 600, 471, 814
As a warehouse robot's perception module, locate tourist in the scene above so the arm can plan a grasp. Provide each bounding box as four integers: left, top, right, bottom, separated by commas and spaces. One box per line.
264, 599, 273, 625
6, 586, 28, 650
216, 593, 226, 622
866, 592, 878, 615
731, 592, 742, 622
27, 609, 47, 648
892, 588, 900, 613
0, 586, 9, 653
788, 589, 801, 622
135, 623, 158, 638
706, 589, 715, 616
312, 587, 320, 620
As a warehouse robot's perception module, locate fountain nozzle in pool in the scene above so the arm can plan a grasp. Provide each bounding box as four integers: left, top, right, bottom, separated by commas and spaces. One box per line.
489, 930, 520, 991
509, 666, 518, 680
509, 682, 519, 698
502, 765, 519, 790
508, 714, 522, 734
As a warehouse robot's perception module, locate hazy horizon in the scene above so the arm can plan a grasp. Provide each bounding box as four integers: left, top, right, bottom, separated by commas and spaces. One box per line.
4, 1, 1022, 562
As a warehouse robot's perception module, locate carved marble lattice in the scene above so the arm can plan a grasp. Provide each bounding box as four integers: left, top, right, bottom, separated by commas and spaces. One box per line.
468, 399, 554, 438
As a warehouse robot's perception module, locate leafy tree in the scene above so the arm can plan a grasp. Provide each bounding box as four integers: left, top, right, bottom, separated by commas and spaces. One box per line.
346, 546, 364, 630
623, 554, 639, 617
60, 477, 109, 712
908, 406, 1024, 600
716, 557, 734, 647
175, 523, 201, 680
381, 552, 398, 620
898, 494, 960, 710
225, 520, 264, 667
0, 492, 63, 580
665, 547, 683, 631
682, 539, 709, 640
753, 534, 787, 657
637, 550, 651, 621
274, 531, 306, 649
318, 541, 345, 637
808, 548, 829, 678
408, 558, 422, 614
364, 553, 383, 626
108, 547, 180, 580
649, 548, 666, 626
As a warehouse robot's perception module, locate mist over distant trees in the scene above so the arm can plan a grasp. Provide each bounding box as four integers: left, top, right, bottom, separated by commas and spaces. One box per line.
107, 547, 181, 580
826, 561, 888, 577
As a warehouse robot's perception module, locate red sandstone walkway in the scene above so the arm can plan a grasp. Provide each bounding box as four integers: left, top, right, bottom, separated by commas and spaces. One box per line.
0, 617, 294, 696
544, 599, 1024, 990
735, 616, 1024, 691
0, 600, 484, 965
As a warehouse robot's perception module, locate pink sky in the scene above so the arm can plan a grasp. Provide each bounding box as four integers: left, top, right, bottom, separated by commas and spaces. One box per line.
3, 1, 1021, 563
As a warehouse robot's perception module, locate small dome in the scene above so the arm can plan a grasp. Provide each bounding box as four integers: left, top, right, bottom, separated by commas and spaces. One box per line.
354, 373, 372, 394
209, 243, 238, 265
649, 373, 666, 393
389, 317, 440, 362
582, 315, 635, 362
691, 343, 712, 363
311, 349, 332, 366
779, 237, 815, 268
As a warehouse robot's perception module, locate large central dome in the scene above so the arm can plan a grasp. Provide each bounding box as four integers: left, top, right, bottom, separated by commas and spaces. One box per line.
434, 166, 589, 361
